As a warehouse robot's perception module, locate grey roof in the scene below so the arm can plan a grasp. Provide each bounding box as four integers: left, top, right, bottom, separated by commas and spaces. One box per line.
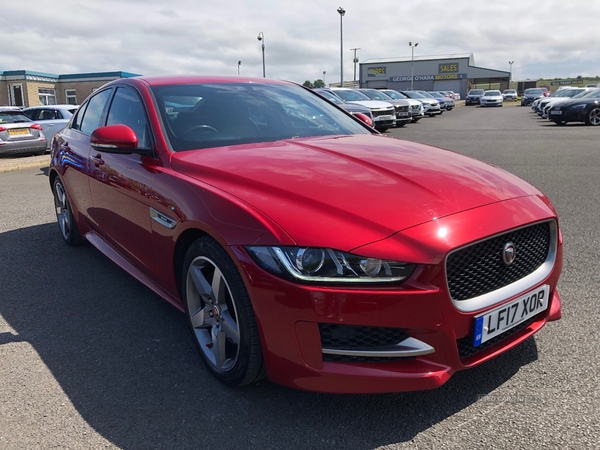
362, 53, 475, 65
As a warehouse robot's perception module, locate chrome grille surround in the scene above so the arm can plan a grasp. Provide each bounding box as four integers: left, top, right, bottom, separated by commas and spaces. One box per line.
446, 220, 557, 313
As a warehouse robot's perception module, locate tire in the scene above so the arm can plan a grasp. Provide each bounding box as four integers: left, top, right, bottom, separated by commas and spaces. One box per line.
411, 118, 420, 123
396, 121, 406, 128
52, 177, 84, 246
446, 107, 453, 111
182, 236, 265, 386
377, 127, 389, 132
585, 107, 600, 126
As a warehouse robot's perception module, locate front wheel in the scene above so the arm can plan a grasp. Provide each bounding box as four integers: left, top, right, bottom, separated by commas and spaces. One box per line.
585, 107, 600, 126
52, 177, 84, 246
182, 236, 265, 386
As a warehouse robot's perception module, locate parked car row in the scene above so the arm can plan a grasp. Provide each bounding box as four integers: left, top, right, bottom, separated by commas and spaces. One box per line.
530, 88, 600, 126
313, 87, 458, 132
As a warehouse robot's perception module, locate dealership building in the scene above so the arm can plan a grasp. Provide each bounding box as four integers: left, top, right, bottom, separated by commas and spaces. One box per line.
358, 53, 510, 98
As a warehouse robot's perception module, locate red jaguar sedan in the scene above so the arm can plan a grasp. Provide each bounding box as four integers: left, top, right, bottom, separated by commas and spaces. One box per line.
49, 76, 562, 393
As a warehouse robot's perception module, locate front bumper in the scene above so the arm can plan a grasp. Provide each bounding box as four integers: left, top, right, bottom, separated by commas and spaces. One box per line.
235, 196, 563, 393
465, 97, 480, 105
547, 108, 587, 123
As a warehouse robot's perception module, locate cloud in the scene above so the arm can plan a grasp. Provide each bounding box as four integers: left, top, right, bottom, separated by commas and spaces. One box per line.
2, 0, 600, 82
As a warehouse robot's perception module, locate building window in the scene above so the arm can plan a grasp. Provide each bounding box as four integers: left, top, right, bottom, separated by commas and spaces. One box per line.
39, 88, 57, 105
65, 89, 77, 105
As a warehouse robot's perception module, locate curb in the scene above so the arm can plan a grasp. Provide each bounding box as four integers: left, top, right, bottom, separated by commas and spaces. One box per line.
0, 155, 51, 174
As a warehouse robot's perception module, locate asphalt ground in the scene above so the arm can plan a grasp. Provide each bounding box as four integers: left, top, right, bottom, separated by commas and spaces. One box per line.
0, 104, 598, 449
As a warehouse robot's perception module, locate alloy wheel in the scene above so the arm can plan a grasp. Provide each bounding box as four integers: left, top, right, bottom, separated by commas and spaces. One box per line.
54, 181, 72, 240
186, 256, 240, 372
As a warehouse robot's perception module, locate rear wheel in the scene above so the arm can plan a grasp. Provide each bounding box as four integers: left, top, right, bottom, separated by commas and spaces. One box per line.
52, 177, 84, 246
585, 107, 600, 126
182, 236, 265, 386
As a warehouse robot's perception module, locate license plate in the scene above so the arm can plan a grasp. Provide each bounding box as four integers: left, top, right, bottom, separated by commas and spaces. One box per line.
8, 128, 30, 136
376, 116, 393, 121
398, 112, 410, 116
473, 285, 549, 347
550, 110, 562, 115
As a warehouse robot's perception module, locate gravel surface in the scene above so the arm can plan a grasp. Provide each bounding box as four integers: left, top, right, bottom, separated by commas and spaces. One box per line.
0, 106, 597, 449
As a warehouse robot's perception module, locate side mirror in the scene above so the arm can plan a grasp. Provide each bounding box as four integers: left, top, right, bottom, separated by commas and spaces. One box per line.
354, 112, 374, 128
90, 124, 152, 155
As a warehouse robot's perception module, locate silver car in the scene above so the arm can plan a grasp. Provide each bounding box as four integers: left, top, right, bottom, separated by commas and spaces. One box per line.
23, 105, 79, 148
0, 107, 47, 156
480, 90, 504, 107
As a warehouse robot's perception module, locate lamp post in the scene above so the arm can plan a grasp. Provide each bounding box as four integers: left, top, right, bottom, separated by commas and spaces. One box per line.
323, 71, 326, 85
351, 47, 360, 83
337, 7, 345, 87
238, 60, 241, 76
509, 60, 514, 88
257, 32, 265, 78
409, 41, 418, 91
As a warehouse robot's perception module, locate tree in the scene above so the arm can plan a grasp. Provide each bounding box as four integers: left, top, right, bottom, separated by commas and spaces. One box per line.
313, 79, 325, 88
302, 80, 314, 88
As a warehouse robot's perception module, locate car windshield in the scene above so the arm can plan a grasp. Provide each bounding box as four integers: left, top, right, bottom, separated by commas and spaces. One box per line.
333, 89, 371, 101
151, 83, 372, 152
314, 89, 343, 105
418, 92, 434, 98
504, 90, 516, 94
0, 112, 31, 124
485, 91, 501, 96
581, 90, 600, 98
403, 91, 425, 99
525, 89, 544, 95
383, 90, 403, 99
361, 90, 391, 101
469, 90, 484, 95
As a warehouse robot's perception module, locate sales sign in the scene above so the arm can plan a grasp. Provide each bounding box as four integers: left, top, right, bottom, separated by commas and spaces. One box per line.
439, 63, 459, 73
368, 67, 386, 77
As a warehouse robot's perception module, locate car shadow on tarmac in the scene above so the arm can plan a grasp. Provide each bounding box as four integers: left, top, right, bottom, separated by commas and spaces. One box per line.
0, 223, 539, 449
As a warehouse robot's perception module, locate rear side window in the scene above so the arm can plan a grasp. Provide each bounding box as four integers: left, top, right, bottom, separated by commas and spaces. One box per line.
80, 89, 113, 134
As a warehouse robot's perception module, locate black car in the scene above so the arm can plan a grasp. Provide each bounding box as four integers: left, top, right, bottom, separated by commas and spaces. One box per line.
313, 88, 374, 122
521, 88, 545, 106
546, 89, 600, 126
465, 89, 484, 105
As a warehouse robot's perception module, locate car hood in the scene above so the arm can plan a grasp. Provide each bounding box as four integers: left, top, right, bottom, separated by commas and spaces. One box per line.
555, 98, 600, 107
346, 100, 393, 110
171, 135, 541, 250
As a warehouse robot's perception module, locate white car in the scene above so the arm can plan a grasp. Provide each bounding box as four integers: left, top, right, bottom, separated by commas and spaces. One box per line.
502, 89, 517, 100
331, 88, 396, 131
380, 89, 425, 122
22, 105, 79, 148
479, 90, 503, 107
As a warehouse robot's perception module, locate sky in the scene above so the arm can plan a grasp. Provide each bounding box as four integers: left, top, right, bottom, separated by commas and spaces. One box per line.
2, 0, 600, 84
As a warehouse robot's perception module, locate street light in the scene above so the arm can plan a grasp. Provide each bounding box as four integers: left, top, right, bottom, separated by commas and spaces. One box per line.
409, 41, 418, 91
509, 60, 514, 88
238, 60, 241, 76
337, 7, 345, 87
351, 47, 360, 83
257, 32, 265, 78
323, 71, 326, 85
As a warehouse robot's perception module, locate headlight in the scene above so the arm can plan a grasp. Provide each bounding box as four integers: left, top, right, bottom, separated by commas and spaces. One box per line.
246, 246, 416, 283
572, 104, 587, 109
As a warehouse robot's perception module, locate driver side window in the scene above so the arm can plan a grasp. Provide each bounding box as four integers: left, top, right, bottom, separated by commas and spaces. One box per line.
106, 87, 151, 148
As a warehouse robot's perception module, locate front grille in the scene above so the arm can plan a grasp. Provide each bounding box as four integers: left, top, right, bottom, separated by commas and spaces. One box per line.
396, 105, 409, 112
456, 315, 538, 359
319, 324, 409, 348
372, 109, 394, 117
447, 222, 551, 302
319, 324, 411, 363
